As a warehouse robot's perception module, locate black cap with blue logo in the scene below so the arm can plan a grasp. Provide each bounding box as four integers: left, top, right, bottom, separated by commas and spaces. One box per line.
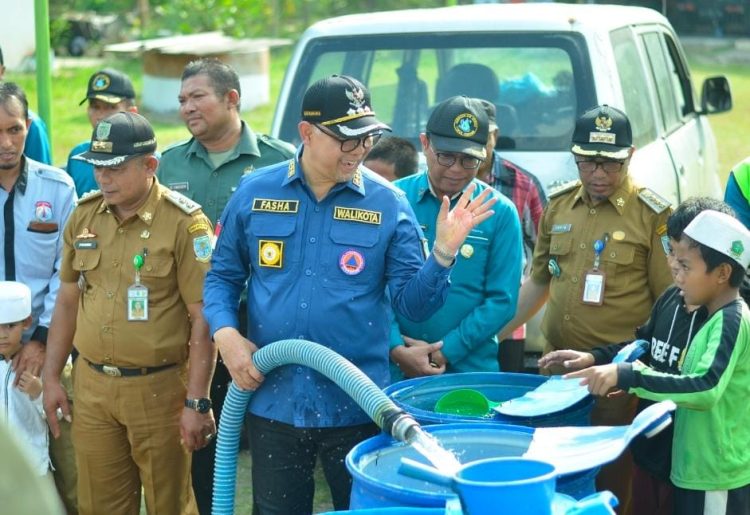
79, 68, 135, 106
426, 96, 488, 160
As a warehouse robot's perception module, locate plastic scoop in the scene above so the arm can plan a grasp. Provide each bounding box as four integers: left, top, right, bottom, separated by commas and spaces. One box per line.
434, 340, 649, 417
434, 340, 649, 419
496, 339, 651, 417
433, 388, 500, 417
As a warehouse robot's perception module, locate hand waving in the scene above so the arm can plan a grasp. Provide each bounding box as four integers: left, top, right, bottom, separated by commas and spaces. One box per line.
434, 182, 496, 258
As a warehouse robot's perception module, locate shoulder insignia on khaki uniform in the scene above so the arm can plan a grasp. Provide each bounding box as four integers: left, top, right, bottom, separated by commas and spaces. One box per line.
548, 180, 580, 199
76, 189, 103, 205
166, 190, 202, 214
638, 188, 671, 214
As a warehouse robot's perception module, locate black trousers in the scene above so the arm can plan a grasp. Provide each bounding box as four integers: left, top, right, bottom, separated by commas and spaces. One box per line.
674, 484, 750, 515
248, 413, 380, 515
498, 338, 525, 373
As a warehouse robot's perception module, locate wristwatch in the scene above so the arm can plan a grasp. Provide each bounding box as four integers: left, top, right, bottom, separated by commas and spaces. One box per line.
185, 398, 212, 414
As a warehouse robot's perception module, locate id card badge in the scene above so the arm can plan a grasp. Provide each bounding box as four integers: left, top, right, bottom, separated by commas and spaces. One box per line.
127, 283, 149, 321
582, 269, 606, 305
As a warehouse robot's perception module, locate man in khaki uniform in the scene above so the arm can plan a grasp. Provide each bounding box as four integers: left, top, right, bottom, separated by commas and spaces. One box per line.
500, 105, 673, 514
42, 112, 216, 515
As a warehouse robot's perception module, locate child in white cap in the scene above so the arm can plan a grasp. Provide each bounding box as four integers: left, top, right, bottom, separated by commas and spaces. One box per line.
567, 209, 750, 515
0, 281, 51, 477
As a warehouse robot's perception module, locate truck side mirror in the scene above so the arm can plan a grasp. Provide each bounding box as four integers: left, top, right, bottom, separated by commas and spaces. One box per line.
701, 76, 732, 114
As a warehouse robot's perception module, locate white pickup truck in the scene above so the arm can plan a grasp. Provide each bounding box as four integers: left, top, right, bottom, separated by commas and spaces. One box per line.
270, 3, 732, 358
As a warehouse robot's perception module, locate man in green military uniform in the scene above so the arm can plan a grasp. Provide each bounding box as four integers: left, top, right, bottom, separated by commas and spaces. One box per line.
156, 57, 295, 514
500, 105, 673, 514
43, 112, 216, 515
158, 57, 295, 222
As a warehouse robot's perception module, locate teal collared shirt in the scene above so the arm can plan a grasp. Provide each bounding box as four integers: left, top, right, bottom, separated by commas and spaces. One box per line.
391, 173, 523, 375
157, 121, 295, 223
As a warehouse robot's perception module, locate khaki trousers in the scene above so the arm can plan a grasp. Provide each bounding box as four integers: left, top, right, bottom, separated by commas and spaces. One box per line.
72, 361, 197, 515
50, 361, 78, 514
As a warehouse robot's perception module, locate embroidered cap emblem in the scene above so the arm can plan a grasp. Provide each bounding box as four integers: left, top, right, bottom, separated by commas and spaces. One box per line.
453, 113, 478, 138
594, 115, 613, 132
92, 73, 111, 91
96, 121, 112, 141
730, 240, 745, 259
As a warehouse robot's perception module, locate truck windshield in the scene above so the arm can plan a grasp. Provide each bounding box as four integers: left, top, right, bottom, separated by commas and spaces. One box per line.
277, 32, 594, 152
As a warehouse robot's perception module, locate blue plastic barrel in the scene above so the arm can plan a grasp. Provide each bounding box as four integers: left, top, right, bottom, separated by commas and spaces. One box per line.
385, 373, 594, 427
346, 423, 599, 509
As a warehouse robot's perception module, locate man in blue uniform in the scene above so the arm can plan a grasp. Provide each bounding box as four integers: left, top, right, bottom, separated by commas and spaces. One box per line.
390, 96, 523, 377
157, 58, 295, 514
203, 75, 496, 514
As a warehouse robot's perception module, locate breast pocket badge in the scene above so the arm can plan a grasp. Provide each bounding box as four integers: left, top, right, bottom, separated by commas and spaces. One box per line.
339, 249, 365, 276
259, 240, 283, 268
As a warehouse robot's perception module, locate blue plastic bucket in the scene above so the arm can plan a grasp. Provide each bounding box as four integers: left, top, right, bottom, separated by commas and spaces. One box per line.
346, 423, 598, 508
385, 373, 594, 427
453, 458, 556, 515
398, 456, 557, 515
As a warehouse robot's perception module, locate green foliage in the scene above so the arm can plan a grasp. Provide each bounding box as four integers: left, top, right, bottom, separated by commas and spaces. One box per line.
51, 0, 453, 39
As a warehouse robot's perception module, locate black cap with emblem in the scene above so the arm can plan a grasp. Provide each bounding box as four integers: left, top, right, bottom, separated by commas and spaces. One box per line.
79, 68, 135, 106
571, 104, 632, 160
74, 112, 157, 167
426, 95, 489, 160
301, 75, 391, 139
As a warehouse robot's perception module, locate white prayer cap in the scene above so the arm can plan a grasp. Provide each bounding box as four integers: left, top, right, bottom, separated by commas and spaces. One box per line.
684, 210, 750, 269
0, 281, 31, 324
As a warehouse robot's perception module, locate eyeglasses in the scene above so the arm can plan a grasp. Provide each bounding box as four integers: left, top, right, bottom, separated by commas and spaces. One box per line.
575, 159, 625, 174
429, 144, 483, 170
315, 124, 382, 153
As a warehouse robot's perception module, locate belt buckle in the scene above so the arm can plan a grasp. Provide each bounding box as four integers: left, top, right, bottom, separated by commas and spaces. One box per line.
102, 365, 122, 377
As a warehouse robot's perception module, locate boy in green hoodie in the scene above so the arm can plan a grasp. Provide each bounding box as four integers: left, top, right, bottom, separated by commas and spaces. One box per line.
568, 209, 750, 515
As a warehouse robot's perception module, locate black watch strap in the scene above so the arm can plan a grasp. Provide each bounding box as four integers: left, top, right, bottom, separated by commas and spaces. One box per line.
185, 398, 212, 413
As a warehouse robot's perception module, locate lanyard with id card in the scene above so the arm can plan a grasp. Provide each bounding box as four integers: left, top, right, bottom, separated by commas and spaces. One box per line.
582, 235, 608, 305
127, 252, 149, 321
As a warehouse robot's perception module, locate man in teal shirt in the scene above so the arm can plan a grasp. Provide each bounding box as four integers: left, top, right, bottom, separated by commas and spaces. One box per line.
390, 96, 523, 377
156, 57, 294, 515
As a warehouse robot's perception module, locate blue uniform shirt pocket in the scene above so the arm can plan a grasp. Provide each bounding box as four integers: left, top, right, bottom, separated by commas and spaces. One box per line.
452, 234, 490, 285
250, 214, 300, 280
323, 222, 382, 291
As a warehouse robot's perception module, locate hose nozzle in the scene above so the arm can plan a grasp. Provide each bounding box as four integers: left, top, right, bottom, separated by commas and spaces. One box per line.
381, 408, 421, 443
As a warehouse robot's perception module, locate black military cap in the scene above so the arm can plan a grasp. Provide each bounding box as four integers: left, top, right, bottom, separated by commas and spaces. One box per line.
571, 104, 632, 160
79, 69, 135, 106
426, 96, 489, 160
74, 112, 156, 167
301, 75, 391, 139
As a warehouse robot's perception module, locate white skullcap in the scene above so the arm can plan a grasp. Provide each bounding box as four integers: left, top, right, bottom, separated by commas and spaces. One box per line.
683, 210, 750, 269
0, 281, 32, 324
